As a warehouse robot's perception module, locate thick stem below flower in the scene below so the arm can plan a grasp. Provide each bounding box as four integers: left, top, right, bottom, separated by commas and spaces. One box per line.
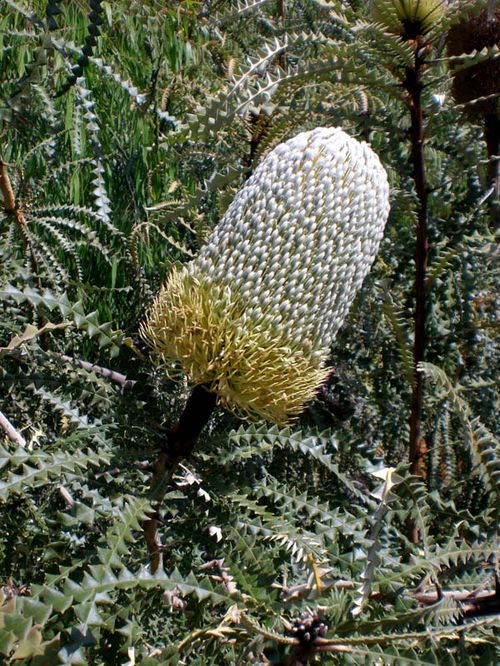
143, 384, 217, 572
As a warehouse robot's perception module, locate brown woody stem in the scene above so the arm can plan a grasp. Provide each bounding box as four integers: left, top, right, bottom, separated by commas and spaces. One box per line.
55, 353, 137, 389
0, 410, 27, 448
405, 49, 429, 544
143, 384, 217, 572
0, 159, 43, 293
0, 159, 16, 211
484, 112, 500, 229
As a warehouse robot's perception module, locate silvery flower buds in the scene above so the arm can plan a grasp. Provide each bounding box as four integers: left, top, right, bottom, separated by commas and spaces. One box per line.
141, 127, 390, 423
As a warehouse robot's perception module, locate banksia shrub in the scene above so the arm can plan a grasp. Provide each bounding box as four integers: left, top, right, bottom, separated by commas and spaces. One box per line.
372, 0, 445, 39
141, 128, 390, 423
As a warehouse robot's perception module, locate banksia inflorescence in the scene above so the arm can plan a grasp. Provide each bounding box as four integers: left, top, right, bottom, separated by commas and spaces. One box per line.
447, 5, 500, 225
447, 5, 500, 118
372, 0, 446, 39
141, 128, 390, 423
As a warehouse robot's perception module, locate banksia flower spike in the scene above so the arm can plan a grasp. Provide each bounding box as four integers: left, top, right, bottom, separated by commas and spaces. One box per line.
372, 0, 446, 39
141, 127, 390, 424
447, 5, 500, 118
447, 6, 500, 226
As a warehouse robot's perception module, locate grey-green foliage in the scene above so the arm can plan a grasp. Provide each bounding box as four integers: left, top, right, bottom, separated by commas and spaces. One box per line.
0, 0, 498, 663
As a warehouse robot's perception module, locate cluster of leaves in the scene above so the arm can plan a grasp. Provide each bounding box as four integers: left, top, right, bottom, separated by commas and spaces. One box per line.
0, 0, 498, 664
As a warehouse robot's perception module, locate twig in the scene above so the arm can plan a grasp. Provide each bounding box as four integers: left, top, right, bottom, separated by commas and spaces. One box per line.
54, 353, 136, 389
314, 645, 352, 654
278, 576, 498, 617
0, 160, 16, 211
57, 484, 75, 509
238, 611, 297, 646
277, 578, 353, 602
198, 559, 239, 595
0, 159, 42, 289
314, 616, 498, 647
143, 384, 217, 572
412, 589, 492, 604
0, 410, 27, 447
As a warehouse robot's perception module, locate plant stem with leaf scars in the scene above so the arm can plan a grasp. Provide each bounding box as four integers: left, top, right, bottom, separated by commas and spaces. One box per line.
143, 384, 217, 572
405, 46, 429, 545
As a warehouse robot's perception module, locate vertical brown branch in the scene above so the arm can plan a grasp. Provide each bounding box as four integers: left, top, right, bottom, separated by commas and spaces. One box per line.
484, 113, 500, 229
0, 159, 18, 213
245, 111, 271, 172
143, 384, 217, 572
0, 159, 42, 289
277, 0, 287, 69
1, 158, 46, 348
405, 49, 429, 544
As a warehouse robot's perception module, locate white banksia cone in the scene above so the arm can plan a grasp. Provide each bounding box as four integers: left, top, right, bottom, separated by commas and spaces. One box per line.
141, 127, 390, 424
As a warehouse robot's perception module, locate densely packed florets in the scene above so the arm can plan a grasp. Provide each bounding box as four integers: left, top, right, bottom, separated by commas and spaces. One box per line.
141, 127, 390, 423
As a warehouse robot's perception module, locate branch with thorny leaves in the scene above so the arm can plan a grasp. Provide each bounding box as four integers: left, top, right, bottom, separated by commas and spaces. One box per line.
142, 384, 217, 572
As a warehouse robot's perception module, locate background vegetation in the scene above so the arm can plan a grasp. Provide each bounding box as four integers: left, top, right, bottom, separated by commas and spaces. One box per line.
0, 0, 498, 664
